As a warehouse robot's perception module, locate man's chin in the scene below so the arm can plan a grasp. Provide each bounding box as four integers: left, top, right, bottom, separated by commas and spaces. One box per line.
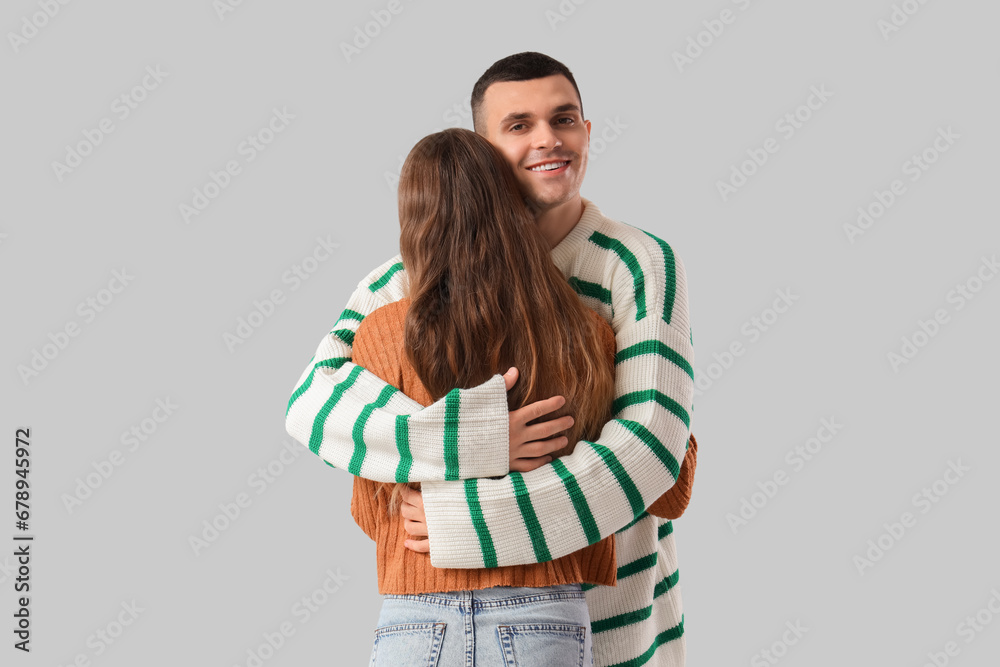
523, 189, 577, 215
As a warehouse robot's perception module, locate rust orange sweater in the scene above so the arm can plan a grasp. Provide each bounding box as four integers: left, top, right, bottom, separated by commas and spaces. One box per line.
349, 298, 697, 595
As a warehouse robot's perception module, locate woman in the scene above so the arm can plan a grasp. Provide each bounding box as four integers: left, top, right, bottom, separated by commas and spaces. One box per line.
349, 128, 697, 666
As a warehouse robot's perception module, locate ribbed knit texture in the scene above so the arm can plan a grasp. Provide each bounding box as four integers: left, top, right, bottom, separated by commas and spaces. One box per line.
647, 433, 696, 520
285, 199, 695, 666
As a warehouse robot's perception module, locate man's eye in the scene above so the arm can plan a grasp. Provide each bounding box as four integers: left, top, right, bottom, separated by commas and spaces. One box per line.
556, 117, 575, 125
510, 123, 526, 131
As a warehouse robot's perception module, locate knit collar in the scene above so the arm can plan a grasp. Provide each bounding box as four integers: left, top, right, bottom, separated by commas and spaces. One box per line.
549, 197, 604, 273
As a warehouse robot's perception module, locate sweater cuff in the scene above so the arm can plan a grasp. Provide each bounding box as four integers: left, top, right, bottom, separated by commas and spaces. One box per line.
454, 373, 510, 479
422, 479, 489, 569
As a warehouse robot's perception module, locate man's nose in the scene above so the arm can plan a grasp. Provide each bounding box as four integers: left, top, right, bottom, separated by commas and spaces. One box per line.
531, 123, 562, 150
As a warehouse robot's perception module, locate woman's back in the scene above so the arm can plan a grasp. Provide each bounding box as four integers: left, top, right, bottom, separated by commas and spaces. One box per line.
350, 297, 619, 595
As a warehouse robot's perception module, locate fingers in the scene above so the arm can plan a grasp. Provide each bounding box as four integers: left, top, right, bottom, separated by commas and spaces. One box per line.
517, 395, 566, 423
519, 437, 569, 461
399, 486, 427, 539
399, 484, 423, 509
405, 538, 430, 554
521, 415, 575, 445
403, 518, 428, 538
508, 394, 572, 472
503, 366, 518, 391
399, 498, 425, 522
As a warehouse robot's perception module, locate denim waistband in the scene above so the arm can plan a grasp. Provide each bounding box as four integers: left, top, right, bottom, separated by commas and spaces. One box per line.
382, 583, 585, 609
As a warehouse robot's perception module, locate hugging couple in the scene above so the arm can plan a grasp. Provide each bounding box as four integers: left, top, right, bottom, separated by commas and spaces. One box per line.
285, 51, 698, 667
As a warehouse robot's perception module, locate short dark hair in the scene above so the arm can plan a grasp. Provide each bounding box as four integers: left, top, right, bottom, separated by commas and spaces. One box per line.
470, 52, 584, 134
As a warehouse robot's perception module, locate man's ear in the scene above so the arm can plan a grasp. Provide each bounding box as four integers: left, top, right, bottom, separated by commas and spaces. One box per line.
585, 119, 592, 138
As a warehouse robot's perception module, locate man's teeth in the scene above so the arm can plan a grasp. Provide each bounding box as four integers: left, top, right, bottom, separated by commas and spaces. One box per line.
529, 161, 569, 172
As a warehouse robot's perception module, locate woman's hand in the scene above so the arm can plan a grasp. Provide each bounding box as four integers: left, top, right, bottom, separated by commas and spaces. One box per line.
400, 485, 430, 554
505, 367, 575, 472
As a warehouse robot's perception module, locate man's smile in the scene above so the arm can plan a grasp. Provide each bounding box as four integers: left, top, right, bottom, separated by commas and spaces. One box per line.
526, 159, 571, 174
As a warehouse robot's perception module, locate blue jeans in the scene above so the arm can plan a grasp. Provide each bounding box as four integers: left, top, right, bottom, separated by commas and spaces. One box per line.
368, 583, 593, 666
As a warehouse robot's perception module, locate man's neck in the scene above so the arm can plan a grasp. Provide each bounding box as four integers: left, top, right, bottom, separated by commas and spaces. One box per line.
532, 195, 586, 249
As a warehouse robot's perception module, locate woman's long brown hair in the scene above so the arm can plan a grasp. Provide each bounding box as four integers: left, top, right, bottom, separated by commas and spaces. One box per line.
379, 128, 615, 514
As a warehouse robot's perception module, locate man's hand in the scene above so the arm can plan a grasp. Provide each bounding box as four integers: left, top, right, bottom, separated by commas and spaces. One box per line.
504, 367, 575, 473
401, 368, 575, 554
400, 484, 430, 554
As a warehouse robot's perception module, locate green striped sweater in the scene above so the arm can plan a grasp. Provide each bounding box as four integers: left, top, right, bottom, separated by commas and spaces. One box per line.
285, 198, 695, 667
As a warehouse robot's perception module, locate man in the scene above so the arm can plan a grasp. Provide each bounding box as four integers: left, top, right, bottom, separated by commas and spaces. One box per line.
285, 52, 695, 667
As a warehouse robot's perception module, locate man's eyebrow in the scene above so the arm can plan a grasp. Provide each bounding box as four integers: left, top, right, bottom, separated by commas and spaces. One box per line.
498, 103, 582, 126
499, 111, 533, 124
552, 103, 581, 114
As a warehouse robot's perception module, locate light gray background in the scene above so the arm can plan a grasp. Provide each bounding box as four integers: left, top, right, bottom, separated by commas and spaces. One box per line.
3, 1, 999, 665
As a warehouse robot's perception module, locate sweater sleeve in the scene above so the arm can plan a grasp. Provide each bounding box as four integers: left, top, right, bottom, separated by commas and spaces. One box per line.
646, 433, 698, 520
604, 312, 697, 521
284, 256, 510, 483
420, 235, 694, 568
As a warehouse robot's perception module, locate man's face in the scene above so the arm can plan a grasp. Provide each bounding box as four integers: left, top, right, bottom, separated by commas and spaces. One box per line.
481, 74, 592, 214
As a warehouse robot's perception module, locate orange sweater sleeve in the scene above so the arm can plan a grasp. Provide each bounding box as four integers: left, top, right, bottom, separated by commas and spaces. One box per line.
349, 307, 405, 541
